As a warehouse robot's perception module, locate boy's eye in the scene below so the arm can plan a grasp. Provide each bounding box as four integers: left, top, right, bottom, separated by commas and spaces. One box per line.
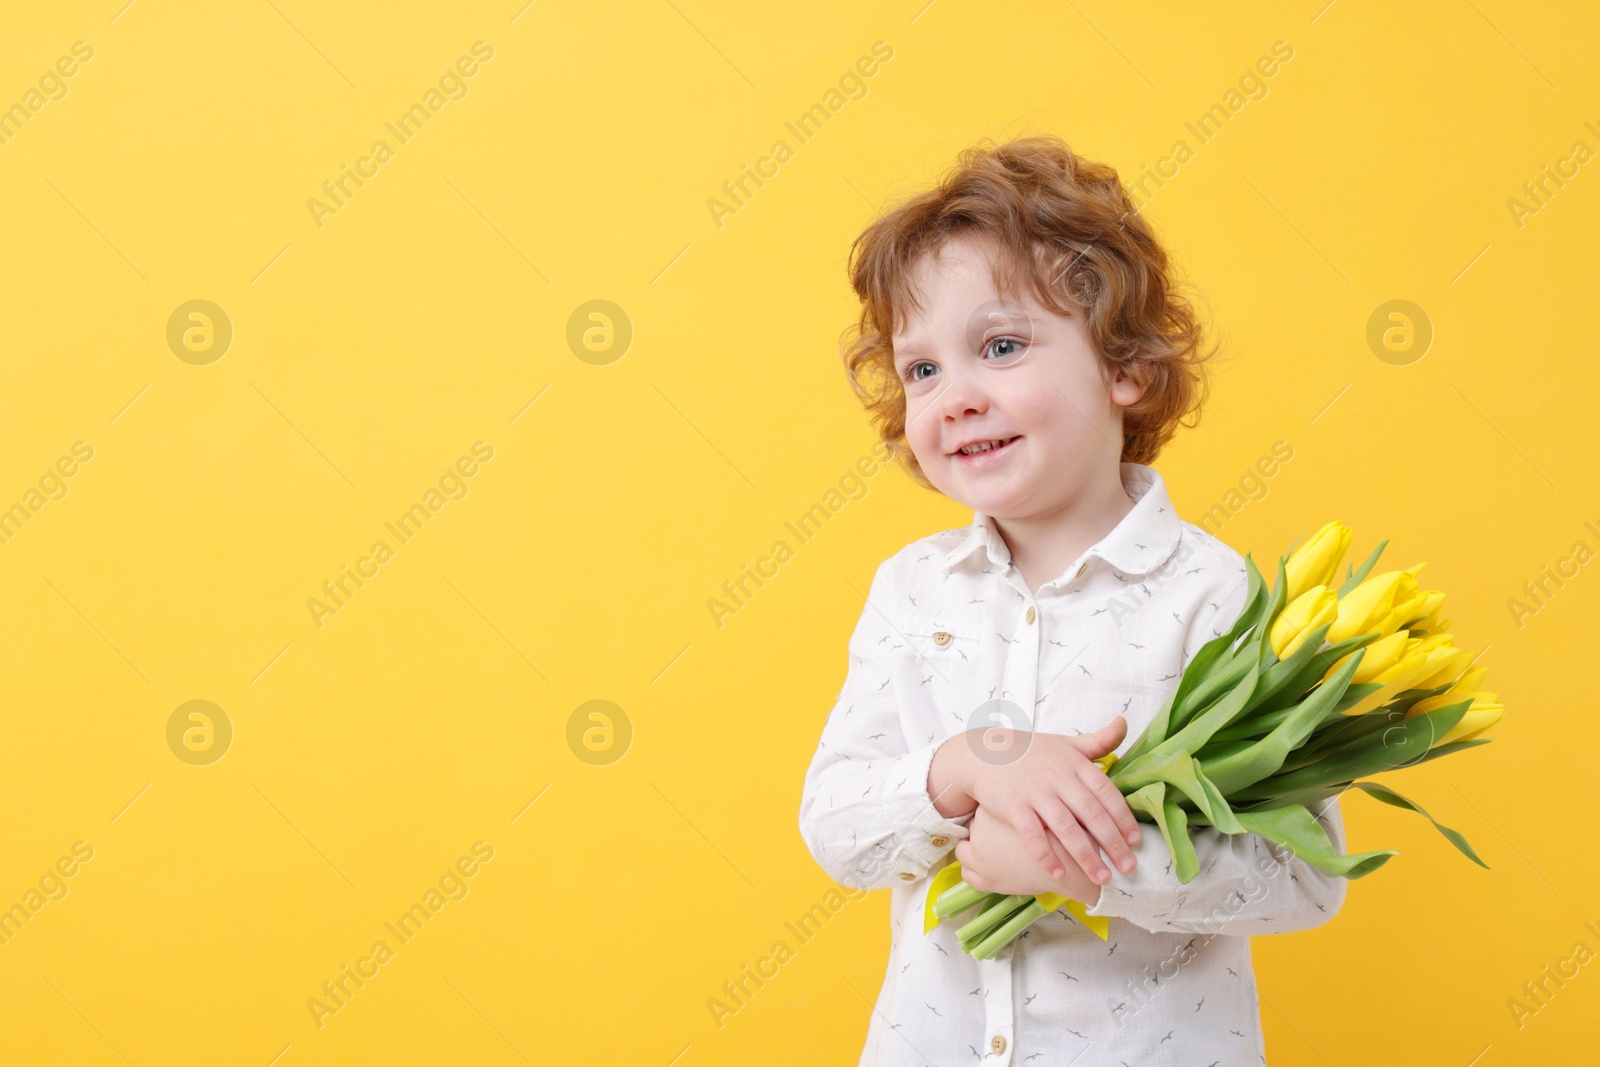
899, 338, 1024, 384
986, 336, 1025, 360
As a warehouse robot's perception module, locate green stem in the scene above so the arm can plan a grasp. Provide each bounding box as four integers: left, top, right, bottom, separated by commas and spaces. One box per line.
955, 894, 1031, 945
971, 899, 1048, 959
933, 881, 989, 920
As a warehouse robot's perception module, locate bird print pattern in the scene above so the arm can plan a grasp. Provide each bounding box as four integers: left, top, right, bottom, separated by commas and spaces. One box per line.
798, 464, 1350, 1066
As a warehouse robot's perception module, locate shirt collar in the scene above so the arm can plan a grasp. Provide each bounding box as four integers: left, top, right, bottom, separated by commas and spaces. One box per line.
938, 462, 1183, 580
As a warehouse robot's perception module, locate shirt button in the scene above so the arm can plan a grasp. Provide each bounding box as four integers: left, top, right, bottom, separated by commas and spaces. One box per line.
899, 872, 915, 881
1024, 605, 1036, 624
933, 631, 952, 647
1076, 563, 1087, 579
990, 1035, 1007, 1054
930, 834, 950, 848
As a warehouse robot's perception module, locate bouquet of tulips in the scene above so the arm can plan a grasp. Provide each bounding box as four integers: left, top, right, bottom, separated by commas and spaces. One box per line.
926, 521, 1503, 960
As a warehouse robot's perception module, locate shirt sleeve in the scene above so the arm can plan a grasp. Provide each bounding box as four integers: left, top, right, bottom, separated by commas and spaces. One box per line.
798, 556, 977, 891
1085, 539, 1347, 935
1082, 793, 1349, 935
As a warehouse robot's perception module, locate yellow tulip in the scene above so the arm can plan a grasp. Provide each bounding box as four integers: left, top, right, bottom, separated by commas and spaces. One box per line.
1328, 564, 1430, 643
1340, 630, 1410, 683
1271, 585, 1338, 658
1337, 633, 1468, 718
1411, 665, 1488, 715
1401, 590, 1446, 629
1284, 521, 1352, 601
1412, 642, 1476, 692
1433, 693, 1504, 747
1410, 605, 1450, 634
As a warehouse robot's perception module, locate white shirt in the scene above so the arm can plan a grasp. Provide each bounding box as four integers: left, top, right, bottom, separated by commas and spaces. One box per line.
798, 462, 1348, 1066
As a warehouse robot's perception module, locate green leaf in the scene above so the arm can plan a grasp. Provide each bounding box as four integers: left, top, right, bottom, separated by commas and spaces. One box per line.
1120, 684, 1183, 769
1125, 782, 1199, 883
1233, 783, 1346, 813
1172, 641, 1257, 730
1248, 626, 1377, 716
1284, 707, 1407, 772
1200, 646, 1364, 794
1396, 737, 1494, 768
1125, 629, 1254, 769
1349, 781, 1489, 869
1332, 681, 1388, 715
1233, 803, 1397, 880
1336, 539, 1389, 597
1122, 749, 1243, 832
1229, 699, 1473, 804
1115, 656, 1263, 779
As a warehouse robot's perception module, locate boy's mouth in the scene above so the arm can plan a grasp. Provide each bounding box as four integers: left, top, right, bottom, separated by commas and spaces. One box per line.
951, 435, 1022, 465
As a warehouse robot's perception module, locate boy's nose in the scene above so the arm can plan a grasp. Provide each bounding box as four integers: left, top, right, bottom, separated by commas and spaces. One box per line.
937, 363, 990, 422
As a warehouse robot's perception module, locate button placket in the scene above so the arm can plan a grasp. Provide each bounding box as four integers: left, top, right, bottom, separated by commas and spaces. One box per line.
1009, 594, 1042, 733
982, 954, 1015, 1065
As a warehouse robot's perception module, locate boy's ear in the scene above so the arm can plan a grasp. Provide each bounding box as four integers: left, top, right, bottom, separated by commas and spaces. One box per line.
1108, 362, 1148, 407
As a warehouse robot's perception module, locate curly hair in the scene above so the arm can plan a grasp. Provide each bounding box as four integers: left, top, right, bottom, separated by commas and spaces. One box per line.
841, 135, 1219, 492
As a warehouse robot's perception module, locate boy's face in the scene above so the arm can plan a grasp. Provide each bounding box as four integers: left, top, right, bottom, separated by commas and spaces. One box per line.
890, 233, 1147, 520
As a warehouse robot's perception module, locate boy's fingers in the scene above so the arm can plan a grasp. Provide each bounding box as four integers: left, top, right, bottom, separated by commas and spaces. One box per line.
1015, 812, 1068, 880
1057, 782, 1133, 872
1070, 715, 1126, 759
1080, 764, 1142, 845
1038, 806, 1107, 884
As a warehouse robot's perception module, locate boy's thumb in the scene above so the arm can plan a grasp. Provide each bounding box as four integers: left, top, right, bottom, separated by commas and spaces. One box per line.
1074, 715, 1127, 759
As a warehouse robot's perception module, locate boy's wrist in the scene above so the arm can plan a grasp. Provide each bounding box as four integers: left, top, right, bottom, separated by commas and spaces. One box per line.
927, 732, 979, 818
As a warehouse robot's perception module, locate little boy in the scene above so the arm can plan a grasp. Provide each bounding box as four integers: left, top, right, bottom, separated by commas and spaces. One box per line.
798, 136, 1348, 1065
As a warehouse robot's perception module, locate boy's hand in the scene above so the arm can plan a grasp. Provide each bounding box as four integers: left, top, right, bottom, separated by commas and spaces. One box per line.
954, 804, 1104, 903
966, 716, 1142, 886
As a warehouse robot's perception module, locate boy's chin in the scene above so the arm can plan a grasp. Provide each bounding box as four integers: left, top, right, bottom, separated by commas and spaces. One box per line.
946, 479, 1031, 516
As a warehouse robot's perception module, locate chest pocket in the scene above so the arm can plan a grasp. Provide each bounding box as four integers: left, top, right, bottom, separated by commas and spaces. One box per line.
901, 615, 982, 666
895, 615, 984, 732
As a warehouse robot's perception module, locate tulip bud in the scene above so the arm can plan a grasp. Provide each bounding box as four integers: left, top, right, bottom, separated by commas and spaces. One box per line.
1335, 633, 1464, 718
1284, 521, 1352, 602
1434, 693, 1504, 747
1270, 585, 1337, 659
1345, 630, 1410, 684
1409, 663, 1488, 716
1412, 642, 1475, 693
1328, 567, 1425, 643
1403, 590, 1446, 629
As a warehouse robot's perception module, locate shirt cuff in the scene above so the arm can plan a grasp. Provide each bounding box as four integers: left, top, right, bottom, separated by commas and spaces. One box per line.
1080, 825, 1180, 932
878, 739, 977, 884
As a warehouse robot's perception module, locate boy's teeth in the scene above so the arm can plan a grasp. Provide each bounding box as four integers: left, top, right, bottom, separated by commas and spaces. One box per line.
960, 438, 1011, 455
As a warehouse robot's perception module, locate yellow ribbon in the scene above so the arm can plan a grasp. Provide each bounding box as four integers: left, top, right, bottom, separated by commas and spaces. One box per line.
922, 753, 1119, 942
922, 860, 1110, 940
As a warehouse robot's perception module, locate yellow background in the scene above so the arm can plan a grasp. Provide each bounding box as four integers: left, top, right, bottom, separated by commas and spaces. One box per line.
0, 1, 1593, 1063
